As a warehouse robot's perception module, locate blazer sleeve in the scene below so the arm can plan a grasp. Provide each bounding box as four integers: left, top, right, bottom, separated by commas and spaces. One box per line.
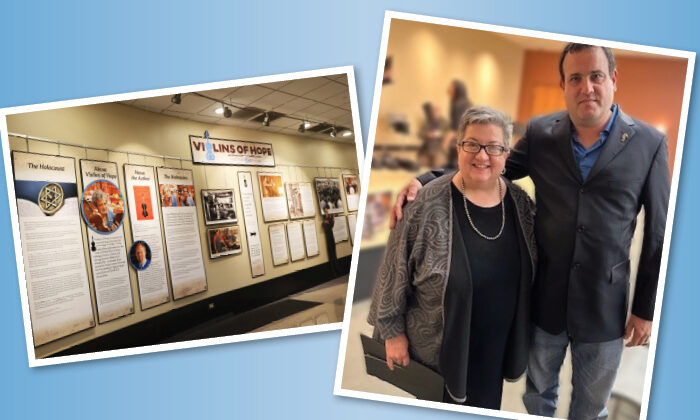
632, 136, 670, 320
417, 168, 446, 186
505, 120, 531, 180
367, 199, 422, 339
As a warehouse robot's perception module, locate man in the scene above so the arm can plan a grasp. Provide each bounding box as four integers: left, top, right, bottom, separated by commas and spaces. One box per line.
391, 44, 670, 418
132, 241, 150, 270
89, 189, 116, 232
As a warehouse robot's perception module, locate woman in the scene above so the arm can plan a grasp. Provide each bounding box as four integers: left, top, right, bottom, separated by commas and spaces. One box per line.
322, 207, 341, 277
444, 80, 473, 168
368, 106, 536, 409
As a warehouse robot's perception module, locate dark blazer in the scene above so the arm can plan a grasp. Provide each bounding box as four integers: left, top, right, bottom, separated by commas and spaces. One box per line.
510, 108, 670, 342
418, 108, 670, 342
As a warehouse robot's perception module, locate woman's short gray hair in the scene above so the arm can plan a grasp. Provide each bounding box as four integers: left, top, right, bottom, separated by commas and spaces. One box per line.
92, 189, 108, 204
457, 106, 513, 148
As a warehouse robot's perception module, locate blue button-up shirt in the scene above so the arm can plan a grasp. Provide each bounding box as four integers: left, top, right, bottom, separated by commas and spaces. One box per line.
571, 104, 619, 180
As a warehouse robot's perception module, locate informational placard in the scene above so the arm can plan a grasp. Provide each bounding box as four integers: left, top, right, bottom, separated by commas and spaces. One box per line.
287, 222, 306, 261
201, 189, 237, 225
333, 215, 349, 243
189, 133, 275, 166
302, 220, 320, 257
286, 182, 316, 219
268, 223, 289, 266
207, 226, 242, 258
80, 160, 134, 323
12, 151, 95, 346
347, 213, 357, 245
123, 164, 170, 310
238, 172, 265, 277
156, 167, 207, 300
258, 172, 288, 222
315, 177, 345, 214
342, 174, 360, 212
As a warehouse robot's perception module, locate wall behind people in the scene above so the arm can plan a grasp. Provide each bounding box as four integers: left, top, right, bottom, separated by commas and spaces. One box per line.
7, 102, 359, 358
376, 19, 526, 145
517, 49, 687, 172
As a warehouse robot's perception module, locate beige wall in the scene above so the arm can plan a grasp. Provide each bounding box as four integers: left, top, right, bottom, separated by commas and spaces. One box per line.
6, 102, 359, 358
376, 19, 526, 145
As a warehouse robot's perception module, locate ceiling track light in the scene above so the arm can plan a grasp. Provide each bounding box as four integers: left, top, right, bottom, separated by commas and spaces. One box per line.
171, 94, 182, 104
330, 127, 337, 138
262, 112, 270, 127
223, 106, 232, 118
342, 130, 352, 137
298, 122, 306, 133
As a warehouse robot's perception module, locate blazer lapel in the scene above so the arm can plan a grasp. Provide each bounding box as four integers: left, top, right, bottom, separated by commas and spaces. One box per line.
585, 110, 636, 182
552, 115, 584, 184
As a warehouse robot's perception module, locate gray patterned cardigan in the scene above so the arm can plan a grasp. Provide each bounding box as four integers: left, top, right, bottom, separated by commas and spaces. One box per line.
368, 172, 536, 378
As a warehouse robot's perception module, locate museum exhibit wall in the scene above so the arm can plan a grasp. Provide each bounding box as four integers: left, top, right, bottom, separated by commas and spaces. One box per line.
7, 102, 359, 358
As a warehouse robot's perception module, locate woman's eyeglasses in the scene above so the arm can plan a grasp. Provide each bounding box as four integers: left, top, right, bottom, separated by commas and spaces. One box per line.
459, 141, 508, 156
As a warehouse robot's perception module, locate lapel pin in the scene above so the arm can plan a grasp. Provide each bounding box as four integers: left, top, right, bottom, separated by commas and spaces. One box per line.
620, 133, 628, 142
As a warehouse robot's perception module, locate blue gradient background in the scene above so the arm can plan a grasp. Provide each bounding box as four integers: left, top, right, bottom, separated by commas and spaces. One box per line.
1, 1, 698, 419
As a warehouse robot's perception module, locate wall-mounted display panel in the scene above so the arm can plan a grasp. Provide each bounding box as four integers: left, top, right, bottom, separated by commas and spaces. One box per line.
286, 182, 316, 219
315, 177, 345, 215
342, 174, 360, 212
202, 189, 237, 225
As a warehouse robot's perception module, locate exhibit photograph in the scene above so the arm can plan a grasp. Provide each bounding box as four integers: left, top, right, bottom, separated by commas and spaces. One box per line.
342, 174, 360, 212
334, 12, 694, 420
202, 189, 238, 225
315, 177, 345, 214
207, 226, 242, 258
1, 66, 363, 366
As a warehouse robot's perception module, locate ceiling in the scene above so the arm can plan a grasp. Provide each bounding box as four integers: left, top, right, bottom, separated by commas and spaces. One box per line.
119, 74, 356, 144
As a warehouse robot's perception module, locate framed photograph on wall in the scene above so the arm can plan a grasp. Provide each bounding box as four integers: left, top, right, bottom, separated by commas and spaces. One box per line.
258, 172, 289, 222
286, 182, 316, 219
207, 225, 242, 259
314, 177, 345, 215
201, 189, 237, 225
342, 174, 360, 212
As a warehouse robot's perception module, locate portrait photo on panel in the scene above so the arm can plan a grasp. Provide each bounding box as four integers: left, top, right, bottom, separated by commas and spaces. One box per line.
81, 179, 125, 234
334, 12, 694, 420
315, 177, 345, 214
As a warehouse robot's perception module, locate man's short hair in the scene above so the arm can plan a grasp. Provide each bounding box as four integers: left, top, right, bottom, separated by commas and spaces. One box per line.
558, 43, 616, 82
457, 106, 513, 147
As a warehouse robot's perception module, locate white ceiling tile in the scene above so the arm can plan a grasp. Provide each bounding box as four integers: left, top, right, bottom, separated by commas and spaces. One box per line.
248, 91, 297, 110
260, 80, 292, 90
197, 87, 238, 100
324, 93, 352, 109
131, 96, 175, 113
319, 107, 349, 120
303, 81, 348, 102
273, 97, 315, 114
269, 116, 300, 129
278, 77, 331, 96
228, 85, 274, 105
299, 102, 334, 117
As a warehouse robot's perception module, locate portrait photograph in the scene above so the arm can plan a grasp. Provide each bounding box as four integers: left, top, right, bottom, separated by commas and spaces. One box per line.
81, 179, 125, 234
335, 12, 694, 420
202, 189, 237, 225
207, 226, 242, 258
159, 183, 196, 207
129, 240, 152, 271
315, 177, 345, 214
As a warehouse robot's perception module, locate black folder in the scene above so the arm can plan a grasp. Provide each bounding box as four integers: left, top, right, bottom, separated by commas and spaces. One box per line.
360, 334, 444, 402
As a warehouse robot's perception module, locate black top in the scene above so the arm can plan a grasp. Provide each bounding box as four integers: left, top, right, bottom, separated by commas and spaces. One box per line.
441, 182, 520, 409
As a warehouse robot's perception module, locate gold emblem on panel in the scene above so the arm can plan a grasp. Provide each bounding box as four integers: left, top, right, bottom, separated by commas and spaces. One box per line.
38, 183, 64, 215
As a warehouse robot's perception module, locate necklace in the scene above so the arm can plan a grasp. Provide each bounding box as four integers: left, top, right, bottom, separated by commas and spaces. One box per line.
460, 177, 505, 240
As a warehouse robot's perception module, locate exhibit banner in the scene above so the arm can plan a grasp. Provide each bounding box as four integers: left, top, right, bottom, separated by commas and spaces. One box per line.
302, 219, 319, 257
238, 172, 265, 277
268, 223, 289, 266
207, 226, 242, 258
287, 222, 306, 262
342, 174, 360, 212
80, 160, 134, 323
347, 213, 357, 245
156, 167, 207, 300
286, 182, 316, 219
258, 172, 289, 222
189, 132, 275, 167
315, 177, 345, 214
333, 214, 349, 243
202, 189, 237, 225
123, 164, 170, 310
12, 151, 95, 346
